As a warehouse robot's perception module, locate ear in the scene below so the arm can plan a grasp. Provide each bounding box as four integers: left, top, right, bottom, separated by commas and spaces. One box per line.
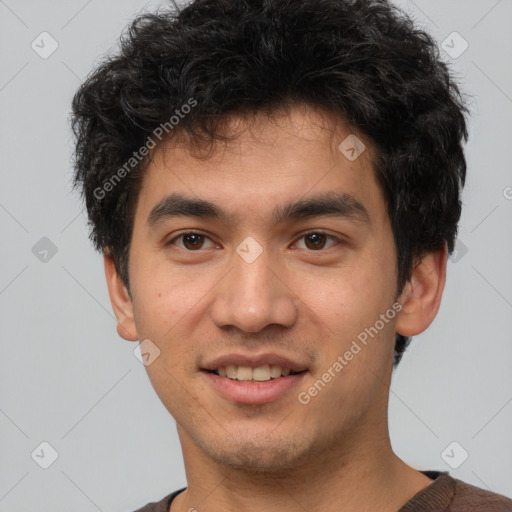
103, 252, 139, 341
395, 243, 447, 337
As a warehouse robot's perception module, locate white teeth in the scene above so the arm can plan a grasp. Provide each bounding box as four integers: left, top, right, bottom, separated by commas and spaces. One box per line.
237, 366, 253, 381
270, 365, 282, 378
214, 364, 297, 381
252, 365, 270, 381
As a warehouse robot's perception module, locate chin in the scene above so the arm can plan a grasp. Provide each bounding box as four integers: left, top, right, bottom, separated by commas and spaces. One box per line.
197, 429, 313, 473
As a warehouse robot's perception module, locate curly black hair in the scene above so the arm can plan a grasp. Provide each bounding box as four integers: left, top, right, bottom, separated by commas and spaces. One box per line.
71, 0, 468, 367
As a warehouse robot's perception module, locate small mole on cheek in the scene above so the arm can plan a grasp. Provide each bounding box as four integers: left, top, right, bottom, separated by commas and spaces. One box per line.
309, 349, 319, 363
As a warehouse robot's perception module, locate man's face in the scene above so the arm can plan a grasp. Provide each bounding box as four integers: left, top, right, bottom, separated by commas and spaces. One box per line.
126, 104, 400, 471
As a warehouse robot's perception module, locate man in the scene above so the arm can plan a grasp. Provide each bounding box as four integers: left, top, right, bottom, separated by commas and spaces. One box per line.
70, 0, 512, 510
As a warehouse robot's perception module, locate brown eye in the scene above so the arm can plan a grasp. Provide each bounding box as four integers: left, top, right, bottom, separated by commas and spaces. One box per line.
296, 232, 339, 251
168, 232, 215, 251
181, 233, 204, 250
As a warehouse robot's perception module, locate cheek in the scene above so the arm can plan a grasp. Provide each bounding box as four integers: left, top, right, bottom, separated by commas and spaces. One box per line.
134, 279, 204, 414
305, 259, 396, 368
131, 256, 204, 337
311, 267, 385, 332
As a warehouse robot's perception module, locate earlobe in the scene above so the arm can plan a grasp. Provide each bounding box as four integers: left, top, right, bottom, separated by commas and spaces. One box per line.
103, 252, 139, 342
395, 243, 447, 337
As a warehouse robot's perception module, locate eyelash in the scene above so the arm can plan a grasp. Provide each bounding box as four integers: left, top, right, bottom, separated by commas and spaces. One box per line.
166, 230, 342, 251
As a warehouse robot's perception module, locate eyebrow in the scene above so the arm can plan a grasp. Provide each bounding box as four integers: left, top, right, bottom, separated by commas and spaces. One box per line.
147, 191, 370, 228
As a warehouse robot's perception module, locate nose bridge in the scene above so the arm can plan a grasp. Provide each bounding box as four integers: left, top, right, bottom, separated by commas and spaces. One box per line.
210, 242, 297, 332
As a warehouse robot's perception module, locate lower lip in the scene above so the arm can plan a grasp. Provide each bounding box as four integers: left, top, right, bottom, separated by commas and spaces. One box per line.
201, 371, 307, 405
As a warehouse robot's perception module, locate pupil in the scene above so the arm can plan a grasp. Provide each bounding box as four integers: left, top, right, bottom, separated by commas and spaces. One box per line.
306, 233, 325, 250
184, 234, 202, 249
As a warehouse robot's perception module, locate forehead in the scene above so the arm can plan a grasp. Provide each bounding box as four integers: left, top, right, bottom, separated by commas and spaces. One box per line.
135, 103, 387, 228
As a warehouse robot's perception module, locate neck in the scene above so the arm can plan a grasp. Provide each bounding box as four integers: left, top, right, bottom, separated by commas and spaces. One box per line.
171, 425, 432, 512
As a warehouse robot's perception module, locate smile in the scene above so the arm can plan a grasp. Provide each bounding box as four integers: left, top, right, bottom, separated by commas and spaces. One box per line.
209, 364, 303, 382
201, 369, 307, 405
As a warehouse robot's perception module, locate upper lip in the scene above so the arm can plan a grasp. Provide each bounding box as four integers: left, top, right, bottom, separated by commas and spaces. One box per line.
202, 353, 308, 373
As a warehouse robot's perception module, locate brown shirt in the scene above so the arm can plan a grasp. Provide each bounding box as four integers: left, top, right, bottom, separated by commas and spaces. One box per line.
133, 470, 512, 511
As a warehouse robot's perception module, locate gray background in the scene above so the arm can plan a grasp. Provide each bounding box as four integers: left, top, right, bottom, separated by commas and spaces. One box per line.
1, 0, 511, 510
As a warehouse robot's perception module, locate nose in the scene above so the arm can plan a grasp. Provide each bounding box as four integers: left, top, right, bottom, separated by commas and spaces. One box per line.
210, 249, 298, 334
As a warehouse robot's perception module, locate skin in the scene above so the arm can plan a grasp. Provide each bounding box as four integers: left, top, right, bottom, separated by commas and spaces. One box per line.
105, 103, 447, 512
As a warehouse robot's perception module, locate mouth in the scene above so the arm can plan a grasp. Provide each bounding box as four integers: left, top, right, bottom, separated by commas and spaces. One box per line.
200, 357, 309, 405
204, 364, 305, 382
